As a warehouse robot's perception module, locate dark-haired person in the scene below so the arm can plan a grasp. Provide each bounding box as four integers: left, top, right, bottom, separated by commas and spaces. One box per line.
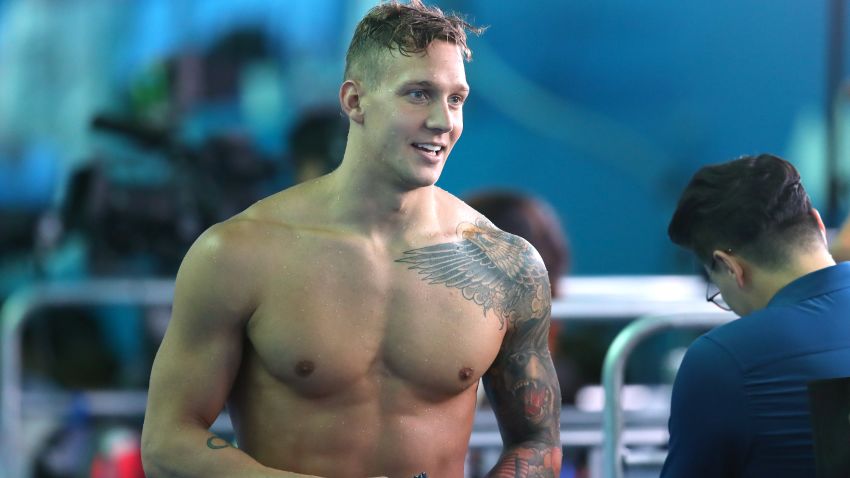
661, 154, 850, 477
287, 107, 349, 184
141, 1, 561, 477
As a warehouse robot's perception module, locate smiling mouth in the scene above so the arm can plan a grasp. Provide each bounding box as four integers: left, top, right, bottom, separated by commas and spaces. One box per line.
412, 143, 444, 157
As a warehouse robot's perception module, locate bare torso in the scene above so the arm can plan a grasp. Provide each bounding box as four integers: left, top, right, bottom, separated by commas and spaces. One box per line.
223, 183, 505, 477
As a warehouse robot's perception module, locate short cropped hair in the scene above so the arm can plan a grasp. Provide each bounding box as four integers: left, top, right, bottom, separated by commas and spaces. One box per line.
344, 0, 485, 86
668, 154, 821, 269
467, 191, 570, 297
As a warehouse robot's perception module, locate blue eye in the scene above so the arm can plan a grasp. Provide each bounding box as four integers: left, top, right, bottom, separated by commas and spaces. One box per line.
449, 95, 465, 106
408, 90, 428, 101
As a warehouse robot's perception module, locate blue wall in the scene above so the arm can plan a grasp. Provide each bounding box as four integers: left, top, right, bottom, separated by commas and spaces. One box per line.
0, 0, 842, 275
440, 0, 833, 273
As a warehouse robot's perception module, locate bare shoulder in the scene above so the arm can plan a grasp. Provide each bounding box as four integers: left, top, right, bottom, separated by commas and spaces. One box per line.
401, 193, 549, 333
201, 181, 321, 253
184, 215, 281, 272
433, 187, 546, 269
433, 186, 484, 227
174, 220, 259, 316
174, 200, 305, 309
178, 179, 347, 293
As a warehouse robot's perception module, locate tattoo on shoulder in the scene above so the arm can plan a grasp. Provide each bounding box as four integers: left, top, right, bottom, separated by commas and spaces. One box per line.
206, 435, 233, 450
395, 218, 549, 329
398, 219, 562, 475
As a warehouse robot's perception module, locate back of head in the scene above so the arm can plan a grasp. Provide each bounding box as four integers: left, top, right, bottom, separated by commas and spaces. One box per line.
668, 153, 821, 269
344, 0, 485, 87
467, 191, 570, 297
288, 107, 348, 182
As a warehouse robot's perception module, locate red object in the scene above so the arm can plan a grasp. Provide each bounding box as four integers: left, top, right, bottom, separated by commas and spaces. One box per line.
90, 435, 145, 478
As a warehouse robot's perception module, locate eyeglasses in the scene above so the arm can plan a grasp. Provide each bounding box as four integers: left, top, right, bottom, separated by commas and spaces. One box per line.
705, 281, 732, 311
705, 249, 733, 311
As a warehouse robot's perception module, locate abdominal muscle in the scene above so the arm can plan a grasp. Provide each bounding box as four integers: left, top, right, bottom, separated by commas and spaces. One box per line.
226, 367, 479, 478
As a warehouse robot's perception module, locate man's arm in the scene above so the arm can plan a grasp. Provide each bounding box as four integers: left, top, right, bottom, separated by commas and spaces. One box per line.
396, 220, 562, 476
140, 222, 322, 478
481, 246, 562, 477
660, 336, 748, 478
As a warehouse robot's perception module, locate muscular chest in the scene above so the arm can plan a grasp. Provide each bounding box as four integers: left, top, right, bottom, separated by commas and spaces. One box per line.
246, 248, 505, 399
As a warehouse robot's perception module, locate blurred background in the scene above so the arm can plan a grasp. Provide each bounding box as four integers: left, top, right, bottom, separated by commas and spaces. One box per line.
0, 0, 848, 477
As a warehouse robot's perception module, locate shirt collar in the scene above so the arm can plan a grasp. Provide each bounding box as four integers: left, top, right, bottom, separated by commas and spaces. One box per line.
767, 262, 850, 308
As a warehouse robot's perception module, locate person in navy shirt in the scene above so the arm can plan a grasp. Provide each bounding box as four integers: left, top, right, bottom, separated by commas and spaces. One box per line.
662, 153, 850, 477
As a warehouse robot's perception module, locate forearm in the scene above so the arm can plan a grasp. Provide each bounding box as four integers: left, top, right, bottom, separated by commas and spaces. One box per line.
485, 441, 562, 478
141, 424, 323, 478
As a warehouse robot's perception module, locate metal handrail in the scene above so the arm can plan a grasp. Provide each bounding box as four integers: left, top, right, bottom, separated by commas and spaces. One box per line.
601, 311, 736, 478
0, 279, 174, 478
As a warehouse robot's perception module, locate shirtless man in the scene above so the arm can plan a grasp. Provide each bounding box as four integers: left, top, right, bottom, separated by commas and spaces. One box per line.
140, 1, 562, 476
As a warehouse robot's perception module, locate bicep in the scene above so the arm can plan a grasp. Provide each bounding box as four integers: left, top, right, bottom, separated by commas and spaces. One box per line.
146, 231, 256, 429
146, 304, 245, 428
483, 301, 561, 446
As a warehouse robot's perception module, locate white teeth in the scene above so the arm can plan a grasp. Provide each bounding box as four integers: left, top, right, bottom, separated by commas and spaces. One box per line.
414, 143, 441, 152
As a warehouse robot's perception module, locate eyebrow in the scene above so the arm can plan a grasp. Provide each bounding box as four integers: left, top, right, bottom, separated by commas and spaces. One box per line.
400, 80, 470, 94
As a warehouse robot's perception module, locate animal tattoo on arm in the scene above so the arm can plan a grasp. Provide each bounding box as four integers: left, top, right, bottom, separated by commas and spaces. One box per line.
397, 219, 562, 477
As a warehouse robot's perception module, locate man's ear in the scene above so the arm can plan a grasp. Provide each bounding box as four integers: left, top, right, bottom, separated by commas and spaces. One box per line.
714, 250, 747, 289
340, 80, 365, 124
811, 208, 827, 243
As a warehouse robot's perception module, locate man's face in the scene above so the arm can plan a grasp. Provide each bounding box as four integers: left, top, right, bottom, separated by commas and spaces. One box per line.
358, 40, 468, 188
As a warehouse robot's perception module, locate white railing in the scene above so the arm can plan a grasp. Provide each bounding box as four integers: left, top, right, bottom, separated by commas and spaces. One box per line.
0, 280, 175, 478
601, 311, 736, 478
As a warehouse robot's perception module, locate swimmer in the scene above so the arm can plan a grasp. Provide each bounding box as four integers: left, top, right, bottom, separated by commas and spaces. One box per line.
141, 1, 562, 476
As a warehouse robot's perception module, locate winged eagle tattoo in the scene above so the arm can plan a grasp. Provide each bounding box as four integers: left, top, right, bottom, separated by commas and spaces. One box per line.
395, 218, 549, 329
397, 218, 562, 476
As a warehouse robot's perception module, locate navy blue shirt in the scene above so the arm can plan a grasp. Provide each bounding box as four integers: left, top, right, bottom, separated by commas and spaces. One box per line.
661, 262, 850, 477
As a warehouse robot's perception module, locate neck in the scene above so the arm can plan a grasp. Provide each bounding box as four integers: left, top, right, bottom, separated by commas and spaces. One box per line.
751, 247, 836, 309
323, 156, 440, 237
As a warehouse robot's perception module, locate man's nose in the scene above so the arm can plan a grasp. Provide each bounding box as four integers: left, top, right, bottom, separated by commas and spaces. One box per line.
425, 100, 454, 134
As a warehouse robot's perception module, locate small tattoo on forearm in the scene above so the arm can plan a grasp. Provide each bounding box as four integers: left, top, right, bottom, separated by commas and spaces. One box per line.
206, 436, 232, 450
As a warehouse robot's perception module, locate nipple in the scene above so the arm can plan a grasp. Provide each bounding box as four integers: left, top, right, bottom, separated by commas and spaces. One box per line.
458, 367, 474, 381
295, 360, 315, 377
